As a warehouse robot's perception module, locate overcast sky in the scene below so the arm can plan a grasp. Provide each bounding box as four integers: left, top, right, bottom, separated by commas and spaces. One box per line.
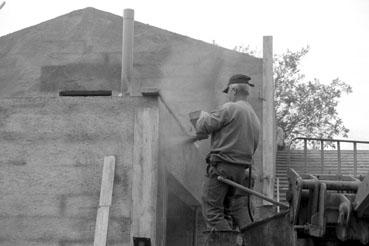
0, 0, 368, 145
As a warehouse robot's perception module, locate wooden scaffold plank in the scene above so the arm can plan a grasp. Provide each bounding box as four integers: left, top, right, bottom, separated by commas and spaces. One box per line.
94, 156, 116, 246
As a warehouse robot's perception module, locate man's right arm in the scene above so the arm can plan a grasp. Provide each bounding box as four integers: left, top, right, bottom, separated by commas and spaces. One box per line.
195, 105, 230, 136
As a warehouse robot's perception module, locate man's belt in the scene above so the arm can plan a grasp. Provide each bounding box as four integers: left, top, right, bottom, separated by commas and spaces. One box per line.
206, 152, 253, 164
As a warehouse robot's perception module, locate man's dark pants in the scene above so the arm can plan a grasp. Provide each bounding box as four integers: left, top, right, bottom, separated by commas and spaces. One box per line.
202, 161, 253, 231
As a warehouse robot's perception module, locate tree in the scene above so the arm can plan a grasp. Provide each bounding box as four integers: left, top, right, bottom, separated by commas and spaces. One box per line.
274, 47, 352, 147
234, 45, 352, 148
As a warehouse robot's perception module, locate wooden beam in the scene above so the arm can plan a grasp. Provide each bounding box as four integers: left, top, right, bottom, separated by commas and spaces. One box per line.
94, 156, 116, 246
262, 36, 275, 203
121, 9, 135, 95
131, 106, 161, 246
99, 156, 116, 206
156, 153, 167, 246
94, 207, 110, 246
141, 87, 160, 97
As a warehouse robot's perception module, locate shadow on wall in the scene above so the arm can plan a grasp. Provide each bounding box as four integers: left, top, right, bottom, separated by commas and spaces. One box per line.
38, 45, 171, 93
40, 62, 121, 92
166, 191, 197, 246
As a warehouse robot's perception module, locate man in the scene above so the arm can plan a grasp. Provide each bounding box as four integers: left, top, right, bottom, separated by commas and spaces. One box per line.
192, 74, 260, 231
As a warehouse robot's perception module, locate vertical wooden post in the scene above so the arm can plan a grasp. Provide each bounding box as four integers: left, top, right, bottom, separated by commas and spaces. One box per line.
337, 141, 341, 175
354, 142, 358, 177
320, 140, 324, 173
93, 156, 116, 246
156, 141, 167, 246
262, 36, 275, 202
304, 139, 308, 173
276, 178, 280, 213
121, 9, 135, 95
131, 106, 162, 246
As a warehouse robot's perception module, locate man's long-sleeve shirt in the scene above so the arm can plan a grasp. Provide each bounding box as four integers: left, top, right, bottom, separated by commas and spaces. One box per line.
196, 100, 260, 166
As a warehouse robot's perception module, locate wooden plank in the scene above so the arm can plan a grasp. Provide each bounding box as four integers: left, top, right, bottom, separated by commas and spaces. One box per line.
94, 156, 116, 246
99, 156, 116, 206
93, 207, 110, 246
131, 107, 160, 245
122, 9, 135, 95
262, 36, 275, 202
321, 140, 324, 173
354, 142, 358, 177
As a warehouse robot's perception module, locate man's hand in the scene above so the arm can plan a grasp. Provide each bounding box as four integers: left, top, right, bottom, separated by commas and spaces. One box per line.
195, 133, 208, 140
189, 110, 202, 128
189, 110, 210, 141
185, 133, 208, 143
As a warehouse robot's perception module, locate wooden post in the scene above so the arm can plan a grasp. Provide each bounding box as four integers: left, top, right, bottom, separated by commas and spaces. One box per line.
262, 36, 275, 203
121, 9, 135, 95
354, 142, 358, 177
276, 178, 280, 213
321, 140, 324, 173
131, 106, 162, 246
304, 139, 308, 173
337, 141, 341, 175
93, 156, 116, 246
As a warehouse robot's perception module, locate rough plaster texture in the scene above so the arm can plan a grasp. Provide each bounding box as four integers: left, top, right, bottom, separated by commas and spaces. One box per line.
0, 6, 264, 192
0, 7, 259, 99
166, 191, 196, 246
0, 7, 265, 245
0, 97, 155, 246
0, 7, 263, 134
159, 97, 204, 205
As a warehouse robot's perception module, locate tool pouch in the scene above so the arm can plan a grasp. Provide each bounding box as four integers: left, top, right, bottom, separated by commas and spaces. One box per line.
206, 151, 221, 164
205, 153, 220, 177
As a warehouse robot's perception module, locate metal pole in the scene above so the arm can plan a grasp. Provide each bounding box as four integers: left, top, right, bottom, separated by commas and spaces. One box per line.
304, 139, 308, 173
217, 176, 289, 209
121, 9, 135, 95
354, 142, 358, 177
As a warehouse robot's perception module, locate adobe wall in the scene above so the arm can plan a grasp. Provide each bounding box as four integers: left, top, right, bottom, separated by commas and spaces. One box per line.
159, 97, 205, 205
156, 40, 264, 195
0, 8, 267, 245
0, 8, 264, 194
0, 96, 154, 246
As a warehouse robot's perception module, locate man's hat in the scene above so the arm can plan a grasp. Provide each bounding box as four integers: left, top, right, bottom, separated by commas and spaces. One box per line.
222, 74, 254, 93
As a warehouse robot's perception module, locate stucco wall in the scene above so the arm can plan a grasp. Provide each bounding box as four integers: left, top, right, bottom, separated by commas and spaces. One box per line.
157, 41, 264, 196
0, 7, 264, 193
159, 96, 205, 246
165, 191, 196, 246
159, 97, 205, 205
0, 8, 266, 244
0, 96, 152, 246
